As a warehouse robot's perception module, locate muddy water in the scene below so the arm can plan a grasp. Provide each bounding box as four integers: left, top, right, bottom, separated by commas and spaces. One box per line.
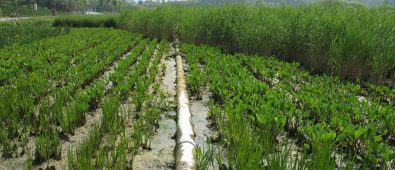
132, 57, 177, 170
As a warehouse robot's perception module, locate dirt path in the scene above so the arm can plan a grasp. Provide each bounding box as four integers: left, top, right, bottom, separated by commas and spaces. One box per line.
132, 48, 177, 170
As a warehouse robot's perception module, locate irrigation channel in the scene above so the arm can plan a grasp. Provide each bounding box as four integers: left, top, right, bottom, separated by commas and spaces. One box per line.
133, 44, 217, 170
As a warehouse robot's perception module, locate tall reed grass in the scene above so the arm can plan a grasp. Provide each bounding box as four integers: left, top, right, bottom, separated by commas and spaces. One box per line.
119, 4, 395, 85
53, 14, 118, 28
0, 18, 66, 48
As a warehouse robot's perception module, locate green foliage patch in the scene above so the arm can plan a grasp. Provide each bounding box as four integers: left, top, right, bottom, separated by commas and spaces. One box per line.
0, 18, 67, 48
120, 4, 395, 85
182, 43, 394, 169
53, 14, 118, 28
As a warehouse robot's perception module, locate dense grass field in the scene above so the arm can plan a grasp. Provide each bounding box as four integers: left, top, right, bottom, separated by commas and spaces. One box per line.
0, 18, 67, 48
119, 4, 395, 86
0, 6, 53, 17
0, 3, 394, 170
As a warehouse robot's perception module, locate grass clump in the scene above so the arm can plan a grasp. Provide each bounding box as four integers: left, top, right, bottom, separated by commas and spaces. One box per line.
67, 125, 102, 169
34, 130, 61, 164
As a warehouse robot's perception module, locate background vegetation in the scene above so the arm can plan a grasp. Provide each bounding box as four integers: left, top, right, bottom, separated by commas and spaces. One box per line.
53, 14, 118, 28
119, 4, 395, 86
194, 0, 395, 6
0, 0, 131, 17
0, 18, 68, 48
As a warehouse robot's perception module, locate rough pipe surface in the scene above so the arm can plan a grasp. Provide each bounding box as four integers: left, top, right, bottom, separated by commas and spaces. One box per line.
175, 48, 196, 170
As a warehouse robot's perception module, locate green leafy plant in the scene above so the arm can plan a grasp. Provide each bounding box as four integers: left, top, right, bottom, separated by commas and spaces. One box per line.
181, 43, 394, 169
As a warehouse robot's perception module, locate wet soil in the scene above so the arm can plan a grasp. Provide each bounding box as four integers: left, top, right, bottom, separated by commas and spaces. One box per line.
190, 88, 211, 150
132, 52, 177, 170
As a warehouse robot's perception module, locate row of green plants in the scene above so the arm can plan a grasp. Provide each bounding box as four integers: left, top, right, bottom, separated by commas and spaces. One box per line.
238, 53, 394, 166
54, 35, 146, 135
0, 28, 141, 162
0, 28, 113, 86
67, 40, 170, 169
30, 32, 149, 166
181, 44, 394, 169
36, 32, 146, 164
66, 39, 157, 169
1, 29, 112, 158
0, 28, 133, 134
184, 44, 300, 169
0, 18, 66, 48
0, 28, 127, 112
119, 4, 395, 85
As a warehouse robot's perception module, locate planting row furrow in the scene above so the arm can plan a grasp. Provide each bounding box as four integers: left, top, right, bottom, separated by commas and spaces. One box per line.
133, 42, 177, 170
238, 54, 395, 167
182, 45, 267, 169
0, 30, 121, 105
0, 31, 141, 157
62, 38, 154, 167
182, 45, 223, 170
35, 39, 152, 169
180, 44, 395, 169
128, 41, 173, 169
67, 39, 171, 169
1, 28, 109, 61
34, 36, 149, 169
0, 31, 147, 167
0, 29, 115, 86
0, 30, 123, 127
